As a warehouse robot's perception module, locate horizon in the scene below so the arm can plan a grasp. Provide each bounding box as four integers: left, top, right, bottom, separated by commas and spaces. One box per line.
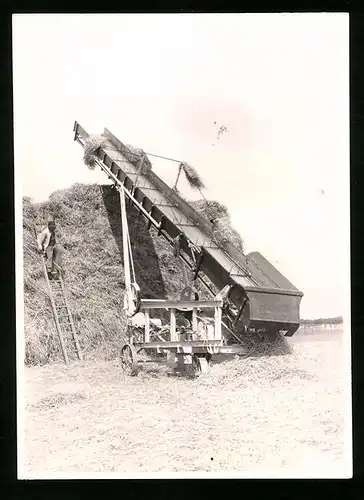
14, 13, 350, 320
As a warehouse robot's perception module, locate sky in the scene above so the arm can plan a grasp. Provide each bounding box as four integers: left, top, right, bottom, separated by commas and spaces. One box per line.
12, 13, 350, 319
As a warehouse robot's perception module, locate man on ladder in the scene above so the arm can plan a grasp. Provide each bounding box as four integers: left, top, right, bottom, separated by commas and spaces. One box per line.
37, 220, 64, 279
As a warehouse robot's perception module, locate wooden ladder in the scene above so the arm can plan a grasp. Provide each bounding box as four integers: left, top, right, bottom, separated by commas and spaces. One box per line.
43, 265, 83, 364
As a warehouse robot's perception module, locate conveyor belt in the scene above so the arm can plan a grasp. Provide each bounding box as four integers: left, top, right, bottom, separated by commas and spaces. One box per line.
73, 122, 303, 336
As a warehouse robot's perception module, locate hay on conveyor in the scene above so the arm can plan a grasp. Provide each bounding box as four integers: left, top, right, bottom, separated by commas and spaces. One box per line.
123, 144, 152, 173
179, 162, 205, 190
192, 199, 245, 253
83, 135, 107, 170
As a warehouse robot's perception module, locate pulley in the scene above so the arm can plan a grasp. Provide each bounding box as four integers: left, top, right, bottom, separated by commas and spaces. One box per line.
123, 282, 141, 317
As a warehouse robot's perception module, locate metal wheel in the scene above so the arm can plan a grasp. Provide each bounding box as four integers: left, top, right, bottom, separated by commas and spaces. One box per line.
124, 283, 141, 318
185, 354, 210, 376
120, 343, 139, 376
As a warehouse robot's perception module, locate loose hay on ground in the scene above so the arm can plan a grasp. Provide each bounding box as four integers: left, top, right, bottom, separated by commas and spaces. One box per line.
29, 392, 87, 412
23, 335, 348, 477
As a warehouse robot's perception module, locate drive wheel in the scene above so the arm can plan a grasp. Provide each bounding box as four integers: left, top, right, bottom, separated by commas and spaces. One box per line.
120, 343, 139, 376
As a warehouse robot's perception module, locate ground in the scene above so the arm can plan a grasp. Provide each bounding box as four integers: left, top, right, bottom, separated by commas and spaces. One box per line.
21, 329, 351, 478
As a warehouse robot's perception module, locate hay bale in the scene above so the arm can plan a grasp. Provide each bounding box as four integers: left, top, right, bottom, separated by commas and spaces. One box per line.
83, 135, 107, 170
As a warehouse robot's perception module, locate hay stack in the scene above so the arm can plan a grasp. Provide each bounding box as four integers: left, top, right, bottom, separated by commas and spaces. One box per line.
22, 183, 201, 365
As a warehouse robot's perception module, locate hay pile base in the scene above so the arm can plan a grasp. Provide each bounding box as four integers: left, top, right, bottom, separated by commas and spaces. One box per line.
198, 332, 314, 389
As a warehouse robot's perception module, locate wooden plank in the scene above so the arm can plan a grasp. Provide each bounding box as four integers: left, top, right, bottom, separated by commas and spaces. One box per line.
135, 340, 223, 349
144, 309, 150, 343
241, 285, 303, 297
140, 299, 223, 310
170, 308, 177, 341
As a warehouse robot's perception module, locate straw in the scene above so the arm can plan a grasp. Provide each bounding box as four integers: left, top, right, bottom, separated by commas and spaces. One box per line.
179, 162, 205, 190
83, 135, 107, 170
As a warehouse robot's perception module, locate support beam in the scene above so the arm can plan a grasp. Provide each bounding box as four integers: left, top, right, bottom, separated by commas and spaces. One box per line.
171, 309, 178, 342
158, 216, 165, 236
140, 299, 223, 309
170, 308, 177, 341
192, 308, 198, 331
144, 309, 150, 342
214, 307, 222, 340
193, 252, 204, 280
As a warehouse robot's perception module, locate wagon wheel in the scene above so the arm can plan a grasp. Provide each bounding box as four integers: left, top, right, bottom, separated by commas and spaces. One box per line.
120, 343, 139, 376
196, 355, 210, 374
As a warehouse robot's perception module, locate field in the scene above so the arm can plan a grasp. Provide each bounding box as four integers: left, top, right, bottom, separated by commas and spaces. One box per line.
20, 328, 351, 479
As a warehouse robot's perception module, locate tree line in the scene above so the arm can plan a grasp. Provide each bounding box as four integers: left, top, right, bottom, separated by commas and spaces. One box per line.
300, 316, 343, 326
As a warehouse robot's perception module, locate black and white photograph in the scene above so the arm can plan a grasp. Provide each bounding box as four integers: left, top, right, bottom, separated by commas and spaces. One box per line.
14, 13, 351, 478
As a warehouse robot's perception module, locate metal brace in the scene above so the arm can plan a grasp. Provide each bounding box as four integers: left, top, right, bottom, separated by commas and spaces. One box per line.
173, 233, 183, 257
193, 251, 204, 280
158, 216, 165, 236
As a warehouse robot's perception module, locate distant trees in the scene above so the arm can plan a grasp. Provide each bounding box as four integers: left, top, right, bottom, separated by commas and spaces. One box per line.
300, 316, 343, 326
